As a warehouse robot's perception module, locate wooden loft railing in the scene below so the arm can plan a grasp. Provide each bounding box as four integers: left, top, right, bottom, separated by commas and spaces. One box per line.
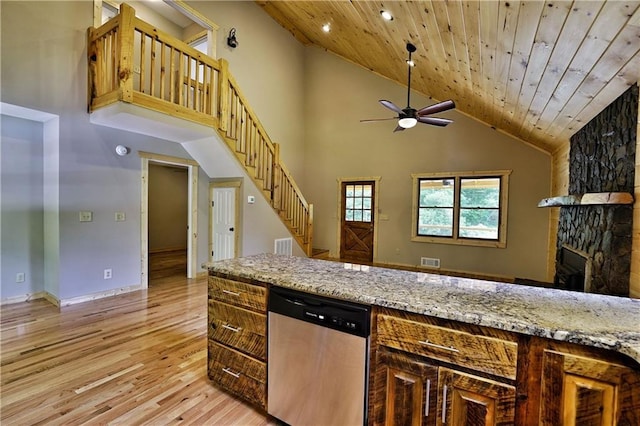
87, 3, 313, 256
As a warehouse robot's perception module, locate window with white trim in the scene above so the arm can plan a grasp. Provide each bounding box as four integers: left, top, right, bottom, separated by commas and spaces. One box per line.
411, 170, 511, 248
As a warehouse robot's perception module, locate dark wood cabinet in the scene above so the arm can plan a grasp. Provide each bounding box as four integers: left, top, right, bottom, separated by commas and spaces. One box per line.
373, 309, 517, 426
540, 348, 640, 425
438, 368, 515, 425
375, 347, 439, 426
207, 276, 267, 410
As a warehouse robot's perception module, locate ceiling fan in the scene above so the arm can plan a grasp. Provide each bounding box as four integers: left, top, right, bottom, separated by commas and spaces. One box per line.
361, 42, 455, 132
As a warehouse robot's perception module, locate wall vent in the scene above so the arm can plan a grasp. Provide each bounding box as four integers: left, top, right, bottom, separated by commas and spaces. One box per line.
274, 238, 293, 256
421, 257, 440, 268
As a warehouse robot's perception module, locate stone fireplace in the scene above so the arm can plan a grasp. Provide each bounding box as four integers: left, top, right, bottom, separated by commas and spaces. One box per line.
554, 245, 591, 292
555, 84, 637, 297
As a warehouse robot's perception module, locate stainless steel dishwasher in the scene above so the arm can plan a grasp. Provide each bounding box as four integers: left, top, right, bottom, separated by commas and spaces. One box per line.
268, 286, 371, 426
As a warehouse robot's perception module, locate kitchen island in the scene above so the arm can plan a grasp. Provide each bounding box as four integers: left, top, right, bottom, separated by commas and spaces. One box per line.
206, 254, 640, 425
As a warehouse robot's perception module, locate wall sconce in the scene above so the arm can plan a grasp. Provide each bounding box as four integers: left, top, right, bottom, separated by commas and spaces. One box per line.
115, 145, 130, 156
227, 28, 238, 48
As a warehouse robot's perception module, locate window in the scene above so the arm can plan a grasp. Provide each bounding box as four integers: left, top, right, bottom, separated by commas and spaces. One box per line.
344, 183, 373, 222
411, 170, 510, 247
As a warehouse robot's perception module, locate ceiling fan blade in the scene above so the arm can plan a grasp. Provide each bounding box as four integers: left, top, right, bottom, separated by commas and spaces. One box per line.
416, 100, 455, 116
393, 125, 406, 133
417, 116, 453, 127
379, 100, 404, 115
360, 117, 398, 123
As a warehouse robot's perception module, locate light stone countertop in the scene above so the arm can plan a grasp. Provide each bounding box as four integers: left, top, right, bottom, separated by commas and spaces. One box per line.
206, 253, 640, 364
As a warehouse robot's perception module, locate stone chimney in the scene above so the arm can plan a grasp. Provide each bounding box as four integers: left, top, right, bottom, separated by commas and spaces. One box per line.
556, 84, 637, 296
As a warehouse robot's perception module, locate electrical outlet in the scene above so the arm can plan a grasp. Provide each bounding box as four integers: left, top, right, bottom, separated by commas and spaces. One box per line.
133, 65, 141, 74
104, 268, 112, 279
16, 272, 25, 283
79, 211, 93, 222
115, 212, 126, 222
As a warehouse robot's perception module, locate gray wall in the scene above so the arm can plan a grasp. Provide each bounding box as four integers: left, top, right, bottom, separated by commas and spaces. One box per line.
148, 164, 188, 252
1, 0, 554, 303
190, 0, 307, 184
303, 48, 552, 281
1, 116, 45, 298
0, 1, 210, 300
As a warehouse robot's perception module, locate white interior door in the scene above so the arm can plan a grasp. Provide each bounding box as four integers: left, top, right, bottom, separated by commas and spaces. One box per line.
212, 187, 236, 261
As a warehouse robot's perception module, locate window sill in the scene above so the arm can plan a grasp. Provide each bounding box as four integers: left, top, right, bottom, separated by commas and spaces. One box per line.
411, 235, 506, 248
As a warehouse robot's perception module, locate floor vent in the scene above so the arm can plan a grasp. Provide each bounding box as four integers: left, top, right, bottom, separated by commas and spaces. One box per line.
421, 257, 440, 268
274, 238, 293, 256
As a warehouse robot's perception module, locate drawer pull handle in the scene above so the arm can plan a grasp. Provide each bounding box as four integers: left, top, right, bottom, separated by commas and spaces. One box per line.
425, 379, 431, 416
222, 324, 241, 333
418, 340, 460, 353
222, 367, 240, 378
442, 384, 448, 424
222, 289, 241, 297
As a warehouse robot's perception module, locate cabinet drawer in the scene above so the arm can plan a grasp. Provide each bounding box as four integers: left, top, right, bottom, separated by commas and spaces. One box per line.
209, 300, 266, 359
208, 341, 266, 410
377, 314, 518, 380
209, 277, 267, 312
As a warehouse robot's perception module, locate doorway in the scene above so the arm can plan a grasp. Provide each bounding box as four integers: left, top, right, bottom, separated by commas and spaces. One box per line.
210, 179, 241, 261
148, 163, 188, 280
339, 179, 380, 263
140, 152, 199, 288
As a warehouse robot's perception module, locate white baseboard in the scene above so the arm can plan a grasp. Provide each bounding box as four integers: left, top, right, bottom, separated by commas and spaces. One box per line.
56, 284, 145, 307
1, 291, 47, 305
1, 284, 145, 307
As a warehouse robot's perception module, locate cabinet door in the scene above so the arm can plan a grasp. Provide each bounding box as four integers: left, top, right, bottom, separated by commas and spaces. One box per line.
437, 368, 516, 426
375, 348, 439, 426
540, 350, 640, 426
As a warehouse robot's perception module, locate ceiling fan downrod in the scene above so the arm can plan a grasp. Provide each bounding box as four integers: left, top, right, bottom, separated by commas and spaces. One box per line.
406, 42, 416, 109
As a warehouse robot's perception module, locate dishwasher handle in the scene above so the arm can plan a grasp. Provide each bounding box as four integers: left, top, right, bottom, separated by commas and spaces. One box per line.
285, 297, 308, 307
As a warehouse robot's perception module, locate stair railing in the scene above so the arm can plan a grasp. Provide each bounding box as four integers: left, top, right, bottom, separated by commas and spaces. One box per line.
88, 3, 313, 255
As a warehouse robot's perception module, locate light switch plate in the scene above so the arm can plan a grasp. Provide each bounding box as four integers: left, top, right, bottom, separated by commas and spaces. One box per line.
79, 211, 93, 222
247, 195, 256, 204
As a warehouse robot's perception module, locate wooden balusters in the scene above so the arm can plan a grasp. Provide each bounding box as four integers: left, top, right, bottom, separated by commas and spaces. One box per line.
87, 5, 313, 255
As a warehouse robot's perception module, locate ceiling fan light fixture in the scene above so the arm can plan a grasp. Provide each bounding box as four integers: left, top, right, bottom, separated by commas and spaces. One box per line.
380, 10, 393, 21
398, 117, 417, 128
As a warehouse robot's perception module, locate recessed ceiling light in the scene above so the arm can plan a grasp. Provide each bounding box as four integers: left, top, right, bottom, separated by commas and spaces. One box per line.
380, 10, 393, 21
322, 23, 331, 33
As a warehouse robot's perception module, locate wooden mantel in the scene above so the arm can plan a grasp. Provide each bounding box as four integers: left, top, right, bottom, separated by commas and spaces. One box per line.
538, 192, 634, 208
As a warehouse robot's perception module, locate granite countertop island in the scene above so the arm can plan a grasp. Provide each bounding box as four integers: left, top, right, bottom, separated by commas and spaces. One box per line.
206, 253, 640, 364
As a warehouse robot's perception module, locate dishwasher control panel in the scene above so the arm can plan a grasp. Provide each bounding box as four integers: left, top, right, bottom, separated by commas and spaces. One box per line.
269, 286, 371, 338
303, 309, 362, 333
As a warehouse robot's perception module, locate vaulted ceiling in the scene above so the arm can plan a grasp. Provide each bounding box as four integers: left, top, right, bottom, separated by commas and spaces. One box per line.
257, 0, 640, 153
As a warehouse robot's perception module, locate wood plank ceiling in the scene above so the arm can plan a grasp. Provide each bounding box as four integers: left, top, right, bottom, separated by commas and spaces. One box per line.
257, 0, 640, 153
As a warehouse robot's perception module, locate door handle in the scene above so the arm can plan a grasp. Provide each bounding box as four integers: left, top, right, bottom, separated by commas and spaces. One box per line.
229, 227, 234, 231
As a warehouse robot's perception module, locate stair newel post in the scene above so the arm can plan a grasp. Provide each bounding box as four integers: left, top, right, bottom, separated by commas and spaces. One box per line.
306, 203, 314, 257
87, 27, 97, 112
118, 3, 135, 103
218, 58, 230, 132
272, 143, 281, 212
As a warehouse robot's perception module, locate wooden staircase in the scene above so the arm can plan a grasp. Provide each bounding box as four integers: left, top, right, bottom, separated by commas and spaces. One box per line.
87, 3, 313, 256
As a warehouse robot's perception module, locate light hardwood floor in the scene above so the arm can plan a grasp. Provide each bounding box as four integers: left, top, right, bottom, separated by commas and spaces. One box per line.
1, 251, 275, 425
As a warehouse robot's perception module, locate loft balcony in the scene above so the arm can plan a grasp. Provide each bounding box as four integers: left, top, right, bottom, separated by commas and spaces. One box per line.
87, 3, 312, 256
